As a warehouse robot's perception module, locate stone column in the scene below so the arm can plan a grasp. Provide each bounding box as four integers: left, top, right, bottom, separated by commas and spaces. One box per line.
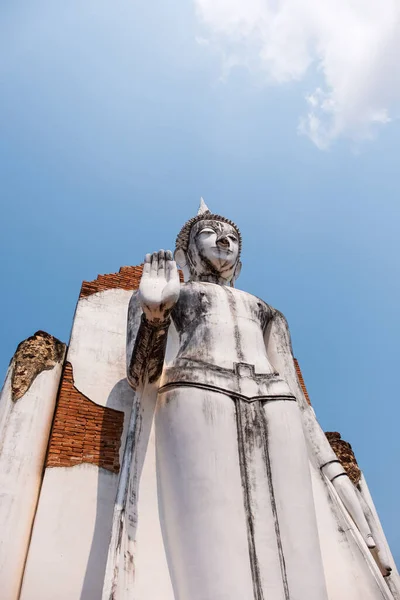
0, 331, 66, 600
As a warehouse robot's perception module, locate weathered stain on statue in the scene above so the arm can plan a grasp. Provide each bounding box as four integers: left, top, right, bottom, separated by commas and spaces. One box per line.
171, 283, 212, 361
235, 399, 265, 600
201, 392, 220, 426
129, 315, 170, 387
259, 403, 290, 600
225, 287, 246, 363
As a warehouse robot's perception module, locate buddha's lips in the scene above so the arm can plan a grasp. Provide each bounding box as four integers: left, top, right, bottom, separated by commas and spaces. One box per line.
213, 247, 233, 254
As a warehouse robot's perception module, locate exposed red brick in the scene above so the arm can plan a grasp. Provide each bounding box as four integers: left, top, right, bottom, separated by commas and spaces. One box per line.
80, 265, 144, 298
325, 431, 362, 486
80, 264, 184, 298
46, 363, 124, 473
294, 358, 311, 405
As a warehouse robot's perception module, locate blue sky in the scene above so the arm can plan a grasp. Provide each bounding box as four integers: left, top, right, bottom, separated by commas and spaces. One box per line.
1, 1, 400, 565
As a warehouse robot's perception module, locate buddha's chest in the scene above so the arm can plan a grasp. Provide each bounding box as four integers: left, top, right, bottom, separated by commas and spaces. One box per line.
171, 282, 271, 333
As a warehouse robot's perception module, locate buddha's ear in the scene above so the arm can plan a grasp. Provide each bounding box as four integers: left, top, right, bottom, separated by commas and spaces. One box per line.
174, 248, 191, 281
174, 248, 187, 268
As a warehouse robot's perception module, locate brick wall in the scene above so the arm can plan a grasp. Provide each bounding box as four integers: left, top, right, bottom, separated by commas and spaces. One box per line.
80, 265, 144, 298
325, 431, 361, 486
46, 363, 124, 473
80, 264, 184, 298
293, 358, 311, 405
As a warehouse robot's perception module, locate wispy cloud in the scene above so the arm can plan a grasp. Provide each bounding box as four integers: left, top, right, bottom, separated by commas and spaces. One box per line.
194, 0, 400, 148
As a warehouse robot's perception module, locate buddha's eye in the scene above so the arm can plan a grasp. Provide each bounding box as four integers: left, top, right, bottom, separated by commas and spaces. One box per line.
199, 228, 216, 235
228, 235, 238, 242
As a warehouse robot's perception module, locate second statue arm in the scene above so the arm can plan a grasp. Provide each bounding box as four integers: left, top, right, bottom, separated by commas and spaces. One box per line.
264, 308, 379, 552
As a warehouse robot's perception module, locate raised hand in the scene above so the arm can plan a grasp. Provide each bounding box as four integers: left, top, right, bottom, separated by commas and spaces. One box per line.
139, 250, 180, 323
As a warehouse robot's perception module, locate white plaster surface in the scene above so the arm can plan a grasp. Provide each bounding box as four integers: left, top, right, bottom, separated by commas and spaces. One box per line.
130, 418, 175, 600
68, 289, 133, 409
358, 475, 400, 598
0, 359, 64, 600
20, 464, 119, 600
308, 444, 398, 600
20, 289, 136, 600
241, 403, 288, 600
264, 399, 328, 599
155, 387, 254, 600
0, 364, 13, 435
266, 315, 397, 600
102, 379, 176, 600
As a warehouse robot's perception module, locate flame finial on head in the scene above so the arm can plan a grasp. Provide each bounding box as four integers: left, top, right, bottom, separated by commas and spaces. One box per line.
198, 197, 210, 215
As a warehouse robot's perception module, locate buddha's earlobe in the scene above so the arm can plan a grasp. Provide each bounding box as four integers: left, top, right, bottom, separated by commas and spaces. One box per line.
174, 248, 192, 281
174, 248, 187, 268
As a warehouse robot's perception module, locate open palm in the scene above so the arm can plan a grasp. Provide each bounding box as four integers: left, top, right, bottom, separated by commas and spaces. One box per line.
139, 250, 180, 323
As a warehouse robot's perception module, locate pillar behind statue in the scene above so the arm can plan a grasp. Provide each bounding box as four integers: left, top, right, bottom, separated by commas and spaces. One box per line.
0, 332, 66, 600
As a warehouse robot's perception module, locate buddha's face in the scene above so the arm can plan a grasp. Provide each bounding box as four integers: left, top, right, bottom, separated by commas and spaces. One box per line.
187, 220, 240, 280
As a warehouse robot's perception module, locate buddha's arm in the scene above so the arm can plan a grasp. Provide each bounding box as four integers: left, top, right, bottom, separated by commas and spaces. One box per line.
126, 290, 171, 390
264, 308, 306, 406
126, 251, 180, 390
264, 309, 340, 464
264, 309, 376, 548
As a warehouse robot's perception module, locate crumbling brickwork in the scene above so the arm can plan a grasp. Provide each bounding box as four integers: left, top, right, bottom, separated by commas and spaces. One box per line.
80, 264, 184, 298
80, 265, 145, 298
293, 358, 311, 405
46, 362, 124, 473
11, 331, 65, 401
325, 431, 362, 486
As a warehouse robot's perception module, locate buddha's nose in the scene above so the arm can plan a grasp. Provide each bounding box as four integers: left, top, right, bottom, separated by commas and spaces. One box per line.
216, 235, 230, 249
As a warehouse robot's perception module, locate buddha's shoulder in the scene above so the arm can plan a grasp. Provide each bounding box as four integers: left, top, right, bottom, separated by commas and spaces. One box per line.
226, 287, 287, 322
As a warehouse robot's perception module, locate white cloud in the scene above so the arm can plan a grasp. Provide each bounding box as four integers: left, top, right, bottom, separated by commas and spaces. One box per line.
194, 0, 400, 148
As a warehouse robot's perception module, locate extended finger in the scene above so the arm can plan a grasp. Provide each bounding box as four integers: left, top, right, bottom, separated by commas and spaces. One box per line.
158, 249, 165, 277
150, 252, 158, 277
143, 254, 151, 276
167, 259, 178, 282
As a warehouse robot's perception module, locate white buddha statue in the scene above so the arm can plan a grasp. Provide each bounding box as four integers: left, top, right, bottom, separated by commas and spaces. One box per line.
104, 200, 397, 600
